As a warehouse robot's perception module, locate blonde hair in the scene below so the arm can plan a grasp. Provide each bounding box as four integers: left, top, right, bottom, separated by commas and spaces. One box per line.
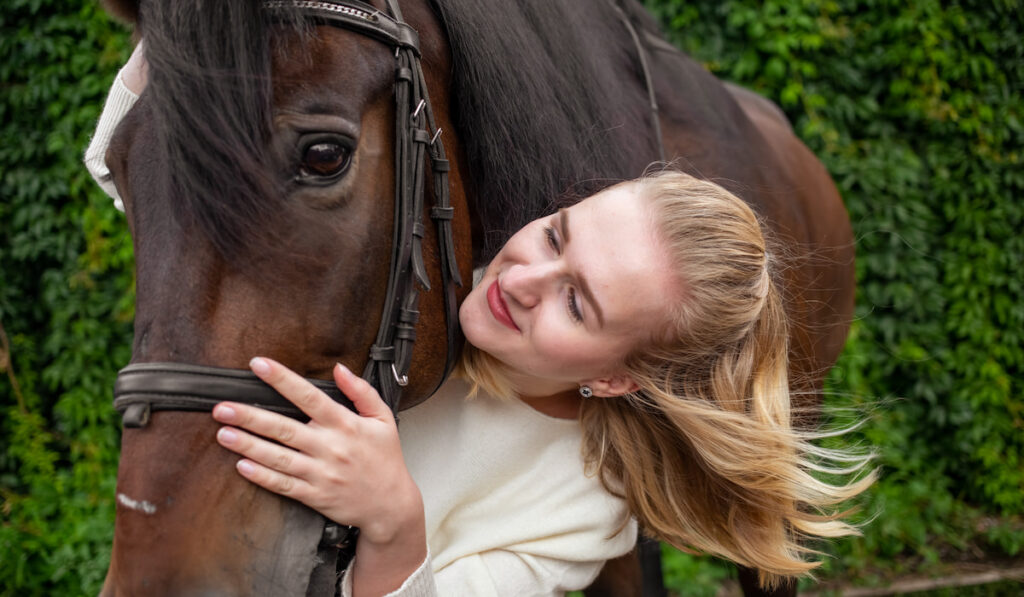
459, 170, 874, 588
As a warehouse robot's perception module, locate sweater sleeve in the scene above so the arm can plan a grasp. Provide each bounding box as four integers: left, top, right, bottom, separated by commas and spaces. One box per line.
339, 552, 436, 597
84, 69, 139, 211
339, 548, 608, 597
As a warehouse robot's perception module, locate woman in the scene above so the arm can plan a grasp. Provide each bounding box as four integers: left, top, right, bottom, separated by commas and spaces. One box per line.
87, 50, 873, 597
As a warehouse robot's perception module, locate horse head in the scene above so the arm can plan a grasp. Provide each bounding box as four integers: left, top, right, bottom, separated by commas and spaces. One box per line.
99, 1, 471, 594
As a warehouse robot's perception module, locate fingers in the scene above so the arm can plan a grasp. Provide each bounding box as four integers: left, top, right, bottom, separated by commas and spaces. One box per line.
216, 425, 317, 481
213, 401, 319, 454
235, 457, 314, 500
333, 363, 393, 422
249, 357, 345, 425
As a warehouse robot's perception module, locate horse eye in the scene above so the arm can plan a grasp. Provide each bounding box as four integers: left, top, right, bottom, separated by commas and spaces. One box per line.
299, 141, 351, 178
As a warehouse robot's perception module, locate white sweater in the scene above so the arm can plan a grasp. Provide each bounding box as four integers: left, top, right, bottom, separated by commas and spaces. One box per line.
344, 378, 637, 597
85, 79, 638, 595
83, 70, 136, 211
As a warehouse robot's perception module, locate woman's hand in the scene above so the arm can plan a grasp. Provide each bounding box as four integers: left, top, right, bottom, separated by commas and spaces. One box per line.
212, 357, 424, 546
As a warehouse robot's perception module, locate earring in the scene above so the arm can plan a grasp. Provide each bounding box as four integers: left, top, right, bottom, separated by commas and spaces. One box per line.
579, 385, 594, 399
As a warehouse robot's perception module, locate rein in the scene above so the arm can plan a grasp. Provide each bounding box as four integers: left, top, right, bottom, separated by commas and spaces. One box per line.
610, 0, 666, 162
112, 0, 460, 590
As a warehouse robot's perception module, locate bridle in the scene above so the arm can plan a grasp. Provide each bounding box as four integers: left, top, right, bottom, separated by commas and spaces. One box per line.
111, 0, 460, 589
114, 0, 459, 425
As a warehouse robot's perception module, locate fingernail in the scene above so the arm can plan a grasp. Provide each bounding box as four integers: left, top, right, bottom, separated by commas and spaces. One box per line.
214, 404, 236, 421
237, 460, 255, 475
250, 357, 271, 376
217, 427, 238, 444
336, 362, 352, 377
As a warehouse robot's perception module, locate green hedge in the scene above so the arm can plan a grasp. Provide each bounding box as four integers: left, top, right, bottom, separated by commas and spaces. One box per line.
2, 0, 1021, 595
1, 2, 133, 594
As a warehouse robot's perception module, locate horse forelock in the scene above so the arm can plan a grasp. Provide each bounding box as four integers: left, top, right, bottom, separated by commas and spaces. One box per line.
434, 0, 663, 264
138, 1, 311, 261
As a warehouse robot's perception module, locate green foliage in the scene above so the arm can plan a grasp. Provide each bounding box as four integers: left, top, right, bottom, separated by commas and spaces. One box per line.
1, 1, 134, 594
659, 545, 732, 597
2, 0, 1021, 594
646, 0, 1024, 590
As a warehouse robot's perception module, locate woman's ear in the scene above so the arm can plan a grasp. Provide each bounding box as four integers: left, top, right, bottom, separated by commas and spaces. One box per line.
583, 374, 640, 398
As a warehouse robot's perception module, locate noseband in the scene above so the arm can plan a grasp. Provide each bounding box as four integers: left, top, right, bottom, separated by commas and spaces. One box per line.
112, 0, 461, 589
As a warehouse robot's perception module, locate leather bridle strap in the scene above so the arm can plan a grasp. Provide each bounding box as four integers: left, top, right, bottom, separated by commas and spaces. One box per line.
356, 0, 462, 411
263, 0, 420, 48
113, 362, 353, 427
610, 0, 666, 162
259, 0, 461, 413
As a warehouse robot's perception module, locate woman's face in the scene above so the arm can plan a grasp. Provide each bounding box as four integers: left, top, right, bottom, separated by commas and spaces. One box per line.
459, 182, 680, 397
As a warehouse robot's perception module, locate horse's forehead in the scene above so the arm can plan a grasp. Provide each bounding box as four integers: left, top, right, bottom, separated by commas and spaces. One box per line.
270, 26, 394, 109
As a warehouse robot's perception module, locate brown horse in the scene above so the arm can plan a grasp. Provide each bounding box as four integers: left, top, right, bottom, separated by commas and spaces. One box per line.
98, 1, 853, 596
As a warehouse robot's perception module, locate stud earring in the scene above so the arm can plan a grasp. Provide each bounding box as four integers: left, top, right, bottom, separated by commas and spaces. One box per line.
579, 385, 594, 399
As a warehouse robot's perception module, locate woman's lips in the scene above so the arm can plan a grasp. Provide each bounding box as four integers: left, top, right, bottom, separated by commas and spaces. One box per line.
487, 280, 519, 331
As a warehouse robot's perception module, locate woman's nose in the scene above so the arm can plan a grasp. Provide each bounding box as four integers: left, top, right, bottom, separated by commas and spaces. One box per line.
502, 262, 556, 308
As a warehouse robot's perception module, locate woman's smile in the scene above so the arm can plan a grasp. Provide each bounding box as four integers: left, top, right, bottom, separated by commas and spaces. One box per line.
487, 279, 520, 332
459, 182, 678, 395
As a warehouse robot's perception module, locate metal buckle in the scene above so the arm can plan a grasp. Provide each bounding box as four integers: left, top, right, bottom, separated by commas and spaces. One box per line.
391, 363, 409, 386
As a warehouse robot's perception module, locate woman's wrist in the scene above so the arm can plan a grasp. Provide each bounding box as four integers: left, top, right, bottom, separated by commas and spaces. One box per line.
350, 485, 428, 597
358, 479, 425, 546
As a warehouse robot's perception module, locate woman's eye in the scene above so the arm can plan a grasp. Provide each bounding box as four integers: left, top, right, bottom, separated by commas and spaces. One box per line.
299, 142, 351, 178
567, 287, 583, 323
544, 226, 560, 252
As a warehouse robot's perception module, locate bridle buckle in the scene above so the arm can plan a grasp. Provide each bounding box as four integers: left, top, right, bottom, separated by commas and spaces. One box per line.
391, 363, 409, 387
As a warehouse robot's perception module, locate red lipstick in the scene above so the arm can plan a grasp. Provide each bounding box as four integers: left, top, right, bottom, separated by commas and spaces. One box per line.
487, 280, 519, 331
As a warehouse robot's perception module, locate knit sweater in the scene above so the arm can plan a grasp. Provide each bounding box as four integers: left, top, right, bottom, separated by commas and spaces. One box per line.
83, 70, 136, 211
341, 378, 637, 596
85, 72, 638, 596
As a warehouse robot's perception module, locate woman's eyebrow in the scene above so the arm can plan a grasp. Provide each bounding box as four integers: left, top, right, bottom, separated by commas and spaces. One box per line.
558, 208, 605, 328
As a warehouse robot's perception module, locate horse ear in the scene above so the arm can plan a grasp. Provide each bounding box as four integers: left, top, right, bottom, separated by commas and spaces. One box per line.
102, 0, 139, 25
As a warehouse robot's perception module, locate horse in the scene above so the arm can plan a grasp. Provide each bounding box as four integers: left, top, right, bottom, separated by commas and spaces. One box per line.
97, 1, 854, 596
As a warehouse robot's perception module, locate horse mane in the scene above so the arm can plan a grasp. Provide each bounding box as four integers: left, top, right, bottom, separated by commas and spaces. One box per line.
435, 0, 662, 263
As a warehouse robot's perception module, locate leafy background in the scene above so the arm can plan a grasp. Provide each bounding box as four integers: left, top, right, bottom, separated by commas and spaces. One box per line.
1, 0, 1021, 595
